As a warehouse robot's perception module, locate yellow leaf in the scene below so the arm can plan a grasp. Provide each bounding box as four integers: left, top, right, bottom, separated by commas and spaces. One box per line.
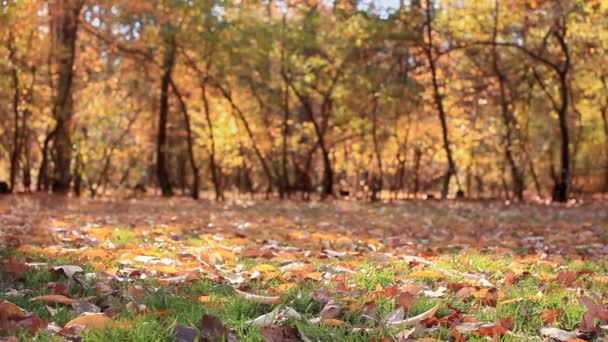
278, 283, 297, 292
305, 272, 324, 281
409, 270, 443, 279
64, 313, 114, 330
499, 297, 524, 305
253, 264, 278, 273
320, 318, 344, 326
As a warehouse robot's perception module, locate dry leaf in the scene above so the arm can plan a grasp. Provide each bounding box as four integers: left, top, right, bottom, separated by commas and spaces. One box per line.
31, 295, 78, 305
64, 313, 114, 330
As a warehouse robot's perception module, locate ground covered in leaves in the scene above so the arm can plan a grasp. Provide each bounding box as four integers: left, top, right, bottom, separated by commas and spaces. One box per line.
1, 195, 607, 341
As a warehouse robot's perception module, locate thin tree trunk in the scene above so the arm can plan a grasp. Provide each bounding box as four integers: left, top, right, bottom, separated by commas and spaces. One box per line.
552, 28, 571, 202
8, 35, 21, 193
37, 128, 56, 192
156, 38, 176, 197
424, 0, 459, 199
214, 81, 275, 195
201, 82, 223, 201
492, 0, 524, 201
170, 79, 200, 200
370, 98, 383, 201
599, 76, 608, 191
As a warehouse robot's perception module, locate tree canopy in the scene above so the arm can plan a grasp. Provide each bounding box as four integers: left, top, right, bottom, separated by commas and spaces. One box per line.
1, 0, 607, 201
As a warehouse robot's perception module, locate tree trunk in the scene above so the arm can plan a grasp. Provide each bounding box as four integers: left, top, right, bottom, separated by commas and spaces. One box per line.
49, 0, 83, 194
201, 82, 223, 201
370, 99, 383, 202
171, 79, 200, 200
156, 38, 176, 197
599, 76, 608, 191
8, 37, 20, 193
552, 27, 571, 203
424, 0, 459, 199
37, 128, 56, 192
492, 0, 524, 201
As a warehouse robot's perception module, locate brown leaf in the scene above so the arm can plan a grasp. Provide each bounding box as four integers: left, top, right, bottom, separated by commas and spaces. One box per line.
450, 329, 466, 342
320, 300, 341, 320
47, 282, 70, 296
126, 285, 146, 299
261, 326, 303, 342
579, 296, 608, 332
0, 337, 20, 342
200, 314, 237, 342
556, 271, 577, 287
95, 282, 114, 297
395, 292, 417, 310
16, 315, 48, 335
474, 323, 508, 337
504, 272, 516, 287
455, 287, 476, 301
542, 308, 564, 325
2, 259, 29, 280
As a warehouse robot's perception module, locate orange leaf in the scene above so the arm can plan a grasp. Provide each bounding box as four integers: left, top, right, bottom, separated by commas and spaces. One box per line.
31, 295, 78, 305
542, 308, 564, 325
0, 301, 28, 320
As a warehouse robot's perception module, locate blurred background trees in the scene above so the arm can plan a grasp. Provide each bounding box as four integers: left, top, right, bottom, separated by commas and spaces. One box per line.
0, 0, 606, 202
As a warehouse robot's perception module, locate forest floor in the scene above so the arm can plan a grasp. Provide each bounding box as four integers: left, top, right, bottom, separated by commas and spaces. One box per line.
0, 195, 607, 341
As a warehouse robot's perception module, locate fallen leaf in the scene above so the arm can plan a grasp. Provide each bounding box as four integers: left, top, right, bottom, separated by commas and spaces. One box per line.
234, 288, 281, 304
2, 259, 29, 279
0, 301, 28, 320
409, 270, 443, 279
539, 327, 579, 341
31, 295, 78, 305
386, 305, 438, 327
174, 325, 200, 342
64, 313, 114, 330
201, 314, 237, 342
542, 308, 564, 325
395, 292, 417, 310
556, 271, 577, 287
261, 326, 303, 342
72, 301, 101, 315
319, 300, 341, 319
53, 265, 84, 278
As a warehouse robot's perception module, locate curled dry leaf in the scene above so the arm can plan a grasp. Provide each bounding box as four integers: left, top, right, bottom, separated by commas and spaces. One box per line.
246, 308, 280, 327
53, 265, 84, 278
539, 327, 579, 341
72, 301, 101, 315
386, 305, 438, 327
64, 313, 114, 330
234, 288, 281, 305
31, 295, 78, 305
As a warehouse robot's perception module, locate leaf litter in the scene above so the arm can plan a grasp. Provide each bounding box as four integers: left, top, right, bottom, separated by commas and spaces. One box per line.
0, 196, 607, 341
